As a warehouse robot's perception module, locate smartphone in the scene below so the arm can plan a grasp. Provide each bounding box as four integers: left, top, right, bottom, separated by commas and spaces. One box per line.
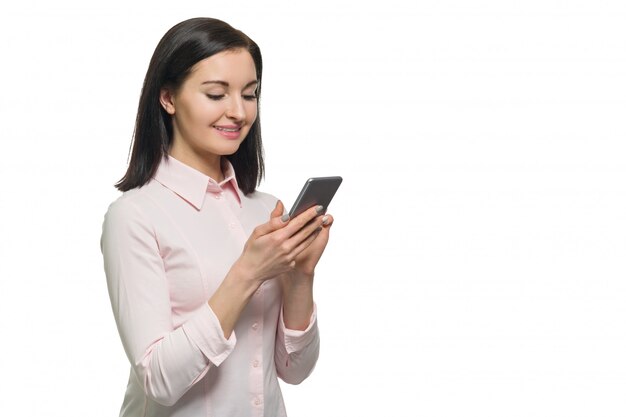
288, 176, 343, 218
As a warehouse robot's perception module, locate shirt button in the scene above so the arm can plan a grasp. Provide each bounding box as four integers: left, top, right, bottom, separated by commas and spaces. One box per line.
254, 397, 262, 406
253, 359, 260, 368
251, 322, 258, 330
214, 193, 222, 200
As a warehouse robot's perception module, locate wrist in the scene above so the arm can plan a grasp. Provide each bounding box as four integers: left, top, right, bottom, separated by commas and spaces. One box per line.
227, 260, 262, 298
281, 279, 315, 331
292, 268, 315, 282
283, 271, 314, 300
284, 270, 314, 292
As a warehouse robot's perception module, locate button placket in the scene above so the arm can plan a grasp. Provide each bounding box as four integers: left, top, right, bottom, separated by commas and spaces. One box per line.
249, 294, 264, 414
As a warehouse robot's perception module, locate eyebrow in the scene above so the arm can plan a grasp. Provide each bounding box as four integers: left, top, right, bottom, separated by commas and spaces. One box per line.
201, 80, 258, 89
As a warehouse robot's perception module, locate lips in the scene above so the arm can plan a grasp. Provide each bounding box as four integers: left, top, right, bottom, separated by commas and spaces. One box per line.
213, 124, 243, 139
213, 125, 241, 132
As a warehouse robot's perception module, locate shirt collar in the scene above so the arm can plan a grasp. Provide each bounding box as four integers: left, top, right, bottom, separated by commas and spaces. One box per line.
153, 155, 242, 210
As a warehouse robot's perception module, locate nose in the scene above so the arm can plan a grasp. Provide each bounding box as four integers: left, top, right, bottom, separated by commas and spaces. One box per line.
225, 96, 245, 121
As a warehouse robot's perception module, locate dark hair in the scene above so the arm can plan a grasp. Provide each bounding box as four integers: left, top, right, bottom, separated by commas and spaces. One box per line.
116, 17, 264, 195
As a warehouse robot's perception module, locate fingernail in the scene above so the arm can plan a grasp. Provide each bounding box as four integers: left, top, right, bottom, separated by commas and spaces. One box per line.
322, 216, 329, 225
316, 205, 324, 214
281, 214, 290, 223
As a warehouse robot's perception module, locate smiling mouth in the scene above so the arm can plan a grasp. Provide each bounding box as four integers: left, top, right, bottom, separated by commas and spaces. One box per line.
213, 126, 241, 132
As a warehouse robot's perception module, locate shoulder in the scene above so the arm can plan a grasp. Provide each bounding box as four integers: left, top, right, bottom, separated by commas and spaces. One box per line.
246, 189, 280, 212
105, 187, 144, 217
102, 184, 160, 230
101, 186, 165, 262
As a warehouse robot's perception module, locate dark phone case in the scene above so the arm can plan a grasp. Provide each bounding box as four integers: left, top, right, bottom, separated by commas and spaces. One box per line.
288, 176, 343, 217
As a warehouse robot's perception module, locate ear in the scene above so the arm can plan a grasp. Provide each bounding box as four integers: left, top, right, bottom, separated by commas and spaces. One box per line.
159, 87, 176, 115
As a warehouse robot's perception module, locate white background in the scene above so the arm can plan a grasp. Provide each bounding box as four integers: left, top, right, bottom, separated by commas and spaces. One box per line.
1, 1, 625, 416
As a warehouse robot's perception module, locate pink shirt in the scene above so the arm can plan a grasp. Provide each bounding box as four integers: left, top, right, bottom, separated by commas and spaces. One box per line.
101, 155, 319, 417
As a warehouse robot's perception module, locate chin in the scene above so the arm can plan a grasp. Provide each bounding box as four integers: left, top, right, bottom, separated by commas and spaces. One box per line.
215, 143, 243, 156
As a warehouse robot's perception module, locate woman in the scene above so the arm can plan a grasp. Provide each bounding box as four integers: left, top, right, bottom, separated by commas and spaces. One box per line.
101, 17, 334, 417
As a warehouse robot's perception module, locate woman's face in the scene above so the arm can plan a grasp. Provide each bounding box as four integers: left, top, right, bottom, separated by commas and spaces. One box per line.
161, 48, 258, 166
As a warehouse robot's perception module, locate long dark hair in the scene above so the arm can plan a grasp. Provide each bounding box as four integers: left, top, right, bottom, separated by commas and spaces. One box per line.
116, 17, 264, 195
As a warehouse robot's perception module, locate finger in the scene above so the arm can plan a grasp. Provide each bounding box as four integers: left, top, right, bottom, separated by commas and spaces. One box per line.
269, 200, 285, 220
291, 225, 322, 258
252, 213, 290, 239
321, 214, 334, 228
286, 214, 325, 249
283, 205, 324, 238
316, 222, 331, 242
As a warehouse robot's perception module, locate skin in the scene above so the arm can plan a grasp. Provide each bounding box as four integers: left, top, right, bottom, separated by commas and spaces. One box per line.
159, 48, 334, 336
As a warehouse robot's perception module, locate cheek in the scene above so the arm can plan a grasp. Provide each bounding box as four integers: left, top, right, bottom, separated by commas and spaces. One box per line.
180, 99, 209, 127
246, 103, 258, 123
187, 96, 221, 120
202, 102, 225, 123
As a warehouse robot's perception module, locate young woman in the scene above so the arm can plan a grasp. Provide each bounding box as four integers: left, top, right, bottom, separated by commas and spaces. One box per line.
101, 17, 334, 417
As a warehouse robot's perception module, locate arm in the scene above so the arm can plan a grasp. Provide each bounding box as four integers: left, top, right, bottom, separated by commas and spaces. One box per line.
273, 207, 335, 384
279, 206, 333, 331
101, 199, 235, 406
274, 274, 320, 384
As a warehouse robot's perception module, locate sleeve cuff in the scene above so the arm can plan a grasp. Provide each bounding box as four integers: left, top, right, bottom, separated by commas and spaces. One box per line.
182, 303, 236, 367
279, 303, 318, 355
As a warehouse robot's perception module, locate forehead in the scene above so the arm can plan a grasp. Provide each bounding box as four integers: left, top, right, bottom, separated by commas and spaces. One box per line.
187, 49, 257, 83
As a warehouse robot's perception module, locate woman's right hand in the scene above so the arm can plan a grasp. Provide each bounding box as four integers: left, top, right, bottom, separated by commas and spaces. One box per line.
234, 200, 325, 284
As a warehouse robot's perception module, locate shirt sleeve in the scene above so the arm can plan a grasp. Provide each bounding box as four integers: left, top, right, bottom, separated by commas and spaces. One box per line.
274, 303, 320, 385
101, 197, 236, 407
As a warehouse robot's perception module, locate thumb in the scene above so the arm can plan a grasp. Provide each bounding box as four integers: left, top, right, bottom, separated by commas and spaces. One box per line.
253, 202, 289, 238
270, 200, 285, 220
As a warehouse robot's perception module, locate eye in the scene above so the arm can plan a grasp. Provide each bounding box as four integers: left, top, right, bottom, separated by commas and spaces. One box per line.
206, 94, 225, 101
243, 94, 257, 101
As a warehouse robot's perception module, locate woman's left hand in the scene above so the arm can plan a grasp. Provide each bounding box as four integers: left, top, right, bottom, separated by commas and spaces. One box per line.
269, 201, 334, 278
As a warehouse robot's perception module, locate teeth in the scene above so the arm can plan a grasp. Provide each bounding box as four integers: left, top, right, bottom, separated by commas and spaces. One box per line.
215, 126, 240, 132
